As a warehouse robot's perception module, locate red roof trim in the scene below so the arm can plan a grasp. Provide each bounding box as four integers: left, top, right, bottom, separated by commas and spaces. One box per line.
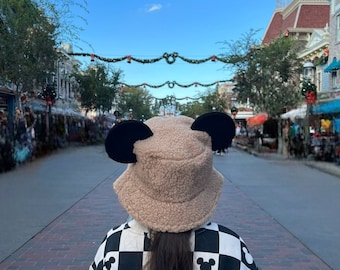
262, 4, 330, 44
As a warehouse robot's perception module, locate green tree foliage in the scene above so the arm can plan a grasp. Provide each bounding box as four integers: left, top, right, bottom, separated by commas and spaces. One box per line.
74, 63, 121, 114
0, 0, 58, 92
220, 30, 303, 118
0, 0, 89, 102
118, 87, 154, 120
200, 88, 229, 113
179, 101, 206, 119
180, 88, 229, 118
35, 0, 90, 50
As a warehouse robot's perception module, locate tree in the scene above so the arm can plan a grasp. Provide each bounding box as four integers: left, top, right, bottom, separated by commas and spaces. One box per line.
0, 0, 58, 96
180, 88, 229, 118
74, 63, 121, 114
179, 101, 205, 119
35, 0, 90, 50
118, 87, 154, 120
200, 88, 229, 113
220, 30, 303, 118
0, 0, 89, 104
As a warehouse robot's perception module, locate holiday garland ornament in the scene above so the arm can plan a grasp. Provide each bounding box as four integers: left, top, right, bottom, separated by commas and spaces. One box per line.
119, 80, 231, 89
71, 52, 232, 89
70, 52, 230, 64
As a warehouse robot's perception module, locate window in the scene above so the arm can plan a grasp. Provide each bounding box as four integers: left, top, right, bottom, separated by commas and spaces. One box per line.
332, 71, 337, 89
317, 72, 321, 91
337, 15, 340, 42
334, 0, 340, 13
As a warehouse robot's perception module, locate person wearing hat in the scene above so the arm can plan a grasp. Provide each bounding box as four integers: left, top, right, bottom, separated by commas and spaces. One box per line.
90, 112, 259, 270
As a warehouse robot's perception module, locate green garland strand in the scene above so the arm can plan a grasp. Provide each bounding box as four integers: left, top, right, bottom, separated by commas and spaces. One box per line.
120, 80, 231, 89
69, 52, 230, 64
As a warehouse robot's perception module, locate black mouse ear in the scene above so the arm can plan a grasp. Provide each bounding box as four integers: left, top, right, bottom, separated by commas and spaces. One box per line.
105, 120, 153, 163
191, 112, 235, 151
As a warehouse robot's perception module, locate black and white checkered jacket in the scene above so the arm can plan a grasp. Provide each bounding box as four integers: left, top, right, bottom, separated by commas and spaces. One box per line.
90, 219, 259, 270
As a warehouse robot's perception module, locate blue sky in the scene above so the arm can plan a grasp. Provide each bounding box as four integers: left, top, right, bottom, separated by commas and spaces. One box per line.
71, 0, 277, 100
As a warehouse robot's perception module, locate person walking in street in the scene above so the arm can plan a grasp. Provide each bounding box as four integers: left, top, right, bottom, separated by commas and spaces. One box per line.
90, 112, 259, 270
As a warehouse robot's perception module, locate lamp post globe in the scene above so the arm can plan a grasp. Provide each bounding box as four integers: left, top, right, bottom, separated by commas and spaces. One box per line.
303, 61, 315, 82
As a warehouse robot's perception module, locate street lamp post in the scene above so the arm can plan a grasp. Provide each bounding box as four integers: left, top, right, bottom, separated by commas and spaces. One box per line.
128, 108, 133, 120
302, 61, 316, 157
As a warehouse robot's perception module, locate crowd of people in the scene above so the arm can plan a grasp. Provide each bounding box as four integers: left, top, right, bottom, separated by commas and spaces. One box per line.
0, 106, 114, 173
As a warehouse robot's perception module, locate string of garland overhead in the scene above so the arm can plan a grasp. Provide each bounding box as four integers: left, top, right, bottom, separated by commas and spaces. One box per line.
151, 96, 202, 101
69, 52, 230, 64
119, 80, 231, 89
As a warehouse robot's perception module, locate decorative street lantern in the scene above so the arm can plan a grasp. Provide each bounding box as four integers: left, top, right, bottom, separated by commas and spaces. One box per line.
303, 61, 315, 81
301, 61, 317, 105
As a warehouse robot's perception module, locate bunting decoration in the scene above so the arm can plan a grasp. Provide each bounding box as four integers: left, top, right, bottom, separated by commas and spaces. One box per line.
69, 52, 230, 64
119, 80, 231, 89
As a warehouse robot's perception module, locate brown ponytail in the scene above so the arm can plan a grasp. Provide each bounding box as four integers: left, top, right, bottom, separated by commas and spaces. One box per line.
146, 230, 193, 270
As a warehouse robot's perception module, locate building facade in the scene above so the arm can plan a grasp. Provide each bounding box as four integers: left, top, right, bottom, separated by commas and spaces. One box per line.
53, 43, 82, 116
263, 0, 330, 45
298, 26, 330, 94
324, 0, 340, 94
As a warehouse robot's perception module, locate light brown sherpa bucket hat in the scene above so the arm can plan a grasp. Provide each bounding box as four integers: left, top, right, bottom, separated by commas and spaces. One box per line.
105, 112, 235, 233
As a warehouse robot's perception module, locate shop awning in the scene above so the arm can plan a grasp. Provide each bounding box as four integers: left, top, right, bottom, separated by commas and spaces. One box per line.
312, 99, 340, 114
0, 87, 15, 96
280, 104, 307, 121
29, 99, 84, 117
31, 100, 47, 112
324, 57, 340, 72
246, 113, 268, 127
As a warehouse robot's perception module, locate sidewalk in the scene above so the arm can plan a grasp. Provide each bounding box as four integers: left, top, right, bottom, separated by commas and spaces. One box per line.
235, 143, 340, 178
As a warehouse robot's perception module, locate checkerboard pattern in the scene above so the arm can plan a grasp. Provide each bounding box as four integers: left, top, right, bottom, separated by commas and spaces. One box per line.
90, 220, 258, 270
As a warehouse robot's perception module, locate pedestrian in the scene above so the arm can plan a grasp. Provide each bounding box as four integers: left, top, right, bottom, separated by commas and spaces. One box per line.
90, 112, 259, 270
113, 110, 121, 125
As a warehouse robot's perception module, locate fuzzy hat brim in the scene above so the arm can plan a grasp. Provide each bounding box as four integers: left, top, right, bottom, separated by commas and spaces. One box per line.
114, 166, 223, 233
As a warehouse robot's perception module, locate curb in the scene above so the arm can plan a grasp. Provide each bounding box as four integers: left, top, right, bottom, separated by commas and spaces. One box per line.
234, 143, 340, 179
304, 161, 340, 178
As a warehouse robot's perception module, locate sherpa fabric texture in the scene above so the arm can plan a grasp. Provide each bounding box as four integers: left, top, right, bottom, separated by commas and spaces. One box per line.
113, 115, 224, 233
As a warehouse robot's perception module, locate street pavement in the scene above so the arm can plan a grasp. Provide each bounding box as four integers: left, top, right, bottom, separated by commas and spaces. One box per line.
0, 144, 339, 269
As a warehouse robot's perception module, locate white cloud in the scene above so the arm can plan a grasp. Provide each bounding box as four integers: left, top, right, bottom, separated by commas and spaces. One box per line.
147, 4, 162, 12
